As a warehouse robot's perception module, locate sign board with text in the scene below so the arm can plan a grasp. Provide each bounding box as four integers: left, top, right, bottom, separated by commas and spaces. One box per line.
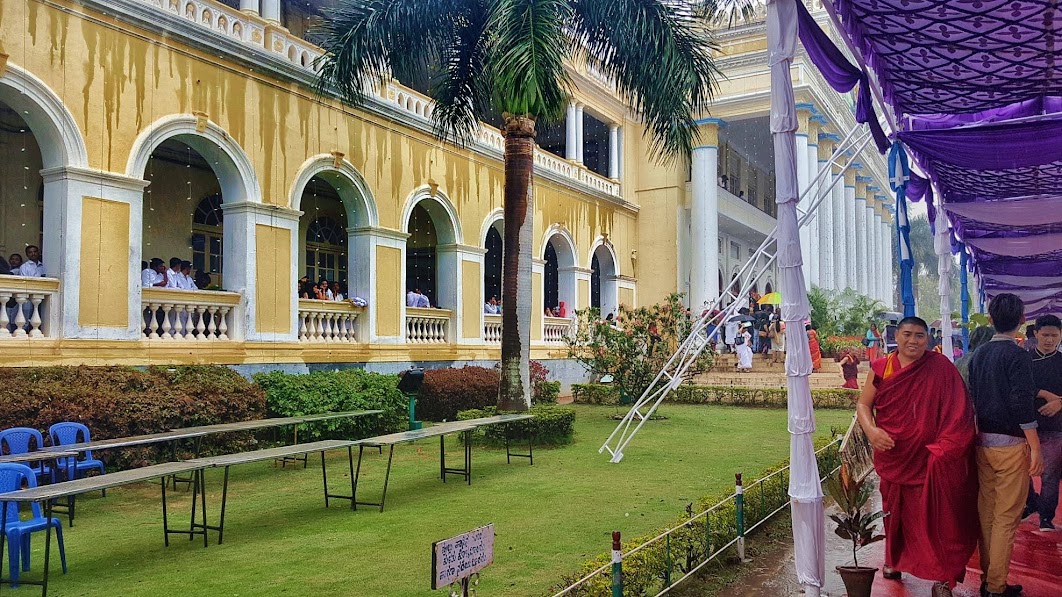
431, 524, 495, 590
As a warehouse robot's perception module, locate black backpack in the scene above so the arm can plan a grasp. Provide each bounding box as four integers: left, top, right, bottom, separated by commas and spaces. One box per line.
734, 334, 745, 346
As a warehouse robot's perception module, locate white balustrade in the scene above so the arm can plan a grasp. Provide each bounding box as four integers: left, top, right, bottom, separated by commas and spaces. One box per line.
544, 316, 573, 344
0, 277, 59, 339
142, 288, 239, 341
137, 0, 622, 200
298, 299, 361, 342
483, 314, 502, 343
405, 308, 451, 344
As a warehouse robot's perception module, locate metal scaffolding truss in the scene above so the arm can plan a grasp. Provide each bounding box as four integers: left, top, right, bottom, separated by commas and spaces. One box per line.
600, 128, 872, 463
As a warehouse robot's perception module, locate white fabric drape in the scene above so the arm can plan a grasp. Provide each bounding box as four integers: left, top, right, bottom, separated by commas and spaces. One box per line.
935, 207, 954, 360
769, 1, 824, 593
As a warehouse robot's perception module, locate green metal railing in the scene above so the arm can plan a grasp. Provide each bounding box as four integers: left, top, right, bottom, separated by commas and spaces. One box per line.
552, 438, 842, 597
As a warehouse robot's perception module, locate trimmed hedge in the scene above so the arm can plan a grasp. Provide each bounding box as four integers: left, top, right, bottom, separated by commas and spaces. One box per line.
572, 383, 858, 409
0, 366, 266, 469
456, 405, 576, 447
253, 369, 406, 440
551, 438, 842, 596
417, 366, 500, 421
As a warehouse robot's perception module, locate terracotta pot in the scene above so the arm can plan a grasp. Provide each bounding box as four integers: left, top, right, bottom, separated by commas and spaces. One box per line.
836, 565, 877, 597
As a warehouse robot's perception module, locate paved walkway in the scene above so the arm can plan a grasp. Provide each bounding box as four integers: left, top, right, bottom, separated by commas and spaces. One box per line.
719, 478, 1062, 597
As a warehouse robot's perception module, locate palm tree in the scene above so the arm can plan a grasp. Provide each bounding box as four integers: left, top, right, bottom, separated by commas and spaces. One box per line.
315, 0, 750, 411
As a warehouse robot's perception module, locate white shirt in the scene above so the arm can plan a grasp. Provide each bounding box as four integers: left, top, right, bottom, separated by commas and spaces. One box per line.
333, 292, 344, 301
165, 268, 183, 289
141, 268, 163, 288
180, 273, 197, 290
325, 288, 334, 301
406, 291, 418, 307
484, 303, 498, 314
18, 260, 44, 277
416, 293, 430, 308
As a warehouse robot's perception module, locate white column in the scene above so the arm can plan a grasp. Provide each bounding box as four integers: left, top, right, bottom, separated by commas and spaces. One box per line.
817, 155, 835, 290
574, 104, 585, 164
854, 194, 868, 295
617, 125, 624, 179
39, 166, 149, 340
844, 183, 858, 292
349, 226, 408, 343
879, 214, 890, 305
690, 144, 720, 311
832, 169, 847, 290
565, 102, 578, 161
261, 0, 281, 23
608, 124, 620, 179
866, 202, 878, 301
796, 131, 811, 290
239, 0, 260, 14
806, 139, 820, 287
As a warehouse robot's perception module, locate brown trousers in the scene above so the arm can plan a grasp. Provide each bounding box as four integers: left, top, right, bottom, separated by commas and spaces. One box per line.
976, 443, 1030, 594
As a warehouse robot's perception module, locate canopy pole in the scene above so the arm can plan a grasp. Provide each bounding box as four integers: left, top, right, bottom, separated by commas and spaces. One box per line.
959, 245, 970, 353
934, 207, 954, 361
888, 143, 916, 318
768, 1, 825, 595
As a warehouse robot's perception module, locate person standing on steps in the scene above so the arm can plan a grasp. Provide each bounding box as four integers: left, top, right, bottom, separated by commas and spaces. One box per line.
856, 316, 978, 597
735, 322, 754, 371
1024, 314, 1062, 532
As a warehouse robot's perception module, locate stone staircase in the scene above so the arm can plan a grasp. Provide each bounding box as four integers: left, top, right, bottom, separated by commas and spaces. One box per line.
697, 353, 867, 390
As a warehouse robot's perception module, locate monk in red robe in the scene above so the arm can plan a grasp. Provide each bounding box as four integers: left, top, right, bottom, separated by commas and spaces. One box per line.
856, 316, 979, 597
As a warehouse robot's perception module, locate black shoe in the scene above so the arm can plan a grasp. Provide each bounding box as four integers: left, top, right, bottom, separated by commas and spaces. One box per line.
1020, 504, 1035, 520
882, 566, 901, 580
1039, 519, 1057, 532
981, 582, 1023, 597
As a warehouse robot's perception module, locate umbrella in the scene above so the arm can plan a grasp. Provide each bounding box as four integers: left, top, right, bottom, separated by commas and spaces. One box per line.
727, 314, 755, 323
758, 292, 782, 305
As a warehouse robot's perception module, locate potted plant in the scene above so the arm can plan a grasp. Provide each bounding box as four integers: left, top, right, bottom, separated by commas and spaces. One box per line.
826, 471, 885, 597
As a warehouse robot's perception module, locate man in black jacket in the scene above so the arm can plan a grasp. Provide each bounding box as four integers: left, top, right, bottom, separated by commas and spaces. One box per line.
968, 293, 1044, 597
1025, 315, 1062, 531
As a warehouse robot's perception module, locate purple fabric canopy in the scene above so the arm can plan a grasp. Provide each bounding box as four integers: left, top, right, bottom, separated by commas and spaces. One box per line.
826, 0, 1062, 315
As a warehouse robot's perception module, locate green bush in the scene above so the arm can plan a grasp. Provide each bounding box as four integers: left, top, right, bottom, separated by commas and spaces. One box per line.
571, 383, 857, 410
571, 383, 620, 405
253, 369, 406, 439
456, 405, 576, 446
0, 366, 266, 469
534, 380, 561, 405
551, 438, 842, 596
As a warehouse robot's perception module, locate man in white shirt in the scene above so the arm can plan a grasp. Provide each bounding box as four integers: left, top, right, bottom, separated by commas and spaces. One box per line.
406, 289, 419, 307
176, 261, 194, 290
165, 258, 184, 289
141, 258, 167, 288
484, 297, 499, 314
17, 245, 45, 277
416, 290, 431, 308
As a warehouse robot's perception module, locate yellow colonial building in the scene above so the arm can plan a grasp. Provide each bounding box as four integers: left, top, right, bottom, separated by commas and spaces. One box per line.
0, 0, 892, 379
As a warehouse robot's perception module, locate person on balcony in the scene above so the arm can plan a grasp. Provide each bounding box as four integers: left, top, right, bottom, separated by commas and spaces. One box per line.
330, 281, 345, 301
179, 261, 196, 290
194, 270, 212, 290
141, 258, 167, 288
18, 245, 44, 277
0, 255, 10, 276
165, 258, 184, 289
8, 253, 23, 272
484, 296, 499, 314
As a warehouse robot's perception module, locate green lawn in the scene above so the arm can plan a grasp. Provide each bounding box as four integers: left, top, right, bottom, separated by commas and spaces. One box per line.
11, 405, 852, 596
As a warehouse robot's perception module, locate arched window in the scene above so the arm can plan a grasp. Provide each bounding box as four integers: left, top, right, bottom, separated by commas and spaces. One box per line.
406, 203, 439, 306
484, 226, 503, 304
765, 282, 773, 295
305, 216, 347, 285
192, 193, 224, 286
591, 253, 601, 310
544, 241, 559, 312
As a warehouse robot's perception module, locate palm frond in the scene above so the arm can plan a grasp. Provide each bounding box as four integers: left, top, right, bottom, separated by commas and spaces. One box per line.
429, 0, 495, 145
570, 0, 722, 161
486, 0, 573, 125
696, 0, 759, 29
312, 0, 455, 105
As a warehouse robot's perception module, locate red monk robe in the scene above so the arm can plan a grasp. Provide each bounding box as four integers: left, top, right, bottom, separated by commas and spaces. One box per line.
871, 351, 979, 583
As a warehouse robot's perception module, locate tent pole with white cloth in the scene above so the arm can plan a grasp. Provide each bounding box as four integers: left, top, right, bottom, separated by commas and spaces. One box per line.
769, 1, 824, 594
934, 206, 954, 361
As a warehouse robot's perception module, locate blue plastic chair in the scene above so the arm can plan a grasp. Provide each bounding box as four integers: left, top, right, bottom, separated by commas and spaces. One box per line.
0, 428, 51, 483
0, 463, 67, 587
48, 423, 105, 492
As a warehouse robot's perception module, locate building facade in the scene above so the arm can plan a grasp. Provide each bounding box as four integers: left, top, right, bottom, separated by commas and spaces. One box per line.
0, 0, 893, 373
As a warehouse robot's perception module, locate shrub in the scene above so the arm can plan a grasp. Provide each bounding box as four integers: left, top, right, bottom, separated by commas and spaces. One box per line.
820, 335, 866, 359
415, 366, 501, 421
571, 383, 857, 410
571, 383, 621, 405
456, 405, 576, 446
253, 369, 406, 440
0, 366, 266, 469
530, 361, 561, 405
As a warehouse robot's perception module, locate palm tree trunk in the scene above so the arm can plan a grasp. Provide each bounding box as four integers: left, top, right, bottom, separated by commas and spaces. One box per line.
498, 114, 536, 411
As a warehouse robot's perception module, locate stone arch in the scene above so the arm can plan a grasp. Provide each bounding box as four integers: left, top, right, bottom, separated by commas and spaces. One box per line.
0, 61, 88, 169
480, 209, 504, 307
589, 237, 619, 316
289, 155, 378, 228
479, 208, 504, 248
542, 225, 579, 314
400, 185, 462, 245
126, 114, 260, 204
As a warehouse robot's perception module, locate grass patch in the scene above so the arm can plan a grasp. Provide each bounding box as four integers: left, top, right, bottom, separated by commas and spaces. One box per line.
14, 405, 852, 596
